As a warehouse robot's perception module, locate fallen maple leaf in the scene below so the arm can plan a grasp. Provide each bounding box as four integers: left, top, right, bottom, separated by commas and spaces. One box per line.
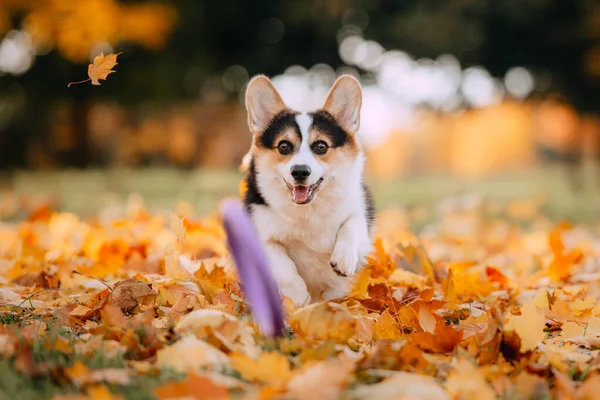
410, 321, 463, 353
230, 352, 292, 386
289, 301, 355, 342
68, 52, 123, 87
507, 303, 546, 352
153, 372, 230, 400
373, 309, 403, 340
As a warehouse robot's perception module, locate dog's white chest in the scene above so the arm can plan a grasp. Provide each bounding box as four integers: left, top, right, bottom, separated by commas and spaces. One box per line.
251, 206, 353, 300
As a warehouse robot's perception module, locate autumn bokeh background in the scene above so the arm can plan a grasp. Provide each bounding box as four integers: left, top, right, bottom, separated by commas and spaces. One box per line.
1, 0, 600, 220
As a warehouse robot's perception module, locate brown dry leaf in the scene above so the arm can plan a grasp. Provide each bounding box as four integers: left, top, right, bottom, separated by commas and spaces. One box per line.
230, 352, 292, 386
109, 278, 157, 311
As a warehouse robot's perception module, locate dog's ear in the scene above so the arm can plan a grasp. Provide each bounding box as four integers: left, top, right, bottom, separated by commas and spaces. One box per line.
322, 75, 362, 135
245, 75, 287, 134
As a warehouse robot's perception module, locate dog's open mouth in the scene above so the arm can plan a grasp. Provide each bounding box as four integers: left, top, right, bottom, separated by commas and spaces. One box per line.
286, 178, 323, 205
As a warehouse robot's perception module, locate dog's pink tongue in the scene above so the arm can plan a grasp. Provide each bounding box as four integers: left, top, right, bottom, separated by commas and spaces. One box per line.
292, 186, 309, 203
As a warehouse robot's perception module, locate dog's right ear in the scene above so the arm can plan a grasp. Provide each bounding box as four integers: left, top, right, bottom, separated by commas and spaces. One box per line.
245, 75, 287, 134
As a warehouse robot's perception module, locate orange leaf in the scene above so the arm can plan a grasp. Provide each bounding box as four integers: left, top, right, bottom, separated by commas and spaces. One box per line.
153, 372, 230, 400
89, 52, 123, 85
485, 266, 508, 287
230, 352, 292, 386
411, 322, 463, 353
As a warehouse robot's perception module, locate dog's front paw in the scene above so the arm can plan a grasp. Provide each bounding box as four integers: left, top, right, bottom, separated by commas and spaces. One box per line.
330, 243, 359, 277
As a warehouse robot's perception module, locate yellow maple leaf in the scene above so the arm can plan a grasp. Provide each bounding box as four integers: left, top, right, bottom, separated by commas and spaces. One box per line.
374, 309, 403, 340
289, 302, 356, 342
507, 303, 546, 352
68, 52, 123, 87
230, 352, 292, 386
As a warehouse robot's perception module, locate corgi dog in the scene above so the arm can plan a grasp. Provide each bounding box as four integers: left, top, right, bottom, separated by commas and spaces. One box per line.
242, 74, 374, 306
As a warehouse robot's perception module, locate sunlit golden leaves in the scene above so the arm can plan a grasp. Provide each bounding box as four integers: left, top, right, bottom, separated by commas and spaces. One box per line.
4, 0, 177, 63
289, 302, 355, 343
2, 198, 600, 399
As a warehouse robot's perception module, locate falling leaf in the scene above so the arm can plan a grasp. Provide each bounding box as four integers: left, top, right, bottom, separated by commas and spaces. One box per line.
68, 52, 123, 87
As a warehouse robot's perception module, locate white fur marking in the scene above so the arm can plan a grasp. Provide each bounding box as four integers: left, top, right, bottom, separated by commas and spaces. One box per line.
295, 113, 312, 140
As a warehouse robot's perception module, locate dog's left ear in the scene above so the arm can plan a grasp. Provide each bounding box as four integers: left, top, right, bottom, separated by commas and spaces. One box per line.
245, 75, 287, 135
322, 75, 362, 135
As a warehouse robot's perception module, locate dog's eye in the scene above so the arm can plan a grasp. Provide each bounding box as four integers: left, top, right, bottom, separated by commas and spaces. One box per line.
312, 141, 328, 155
277, 141, 293, 155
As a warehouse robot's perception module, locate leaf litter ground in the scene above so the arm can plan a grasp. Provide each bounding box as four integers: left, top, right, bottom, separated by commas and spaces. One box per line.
1, 195, 600, 400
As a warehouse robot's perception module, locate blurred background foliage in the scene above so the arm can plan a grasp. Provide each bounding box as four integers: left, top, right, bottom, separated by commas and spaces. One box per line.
1, 0, 600, 219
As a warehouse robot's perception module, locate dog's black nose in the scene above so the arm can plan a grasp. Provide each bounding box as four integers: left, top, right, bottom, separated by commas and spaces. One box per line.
291, 165, 311, 182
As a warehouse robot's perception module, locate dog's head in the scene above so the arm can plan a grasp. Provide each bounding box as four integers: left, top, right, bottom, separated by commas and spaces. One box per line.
245, 75, 363, 206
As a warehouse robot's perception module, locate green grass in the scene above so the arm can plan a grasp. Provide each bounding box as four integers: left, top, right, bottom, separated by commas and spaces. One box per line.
2, 164, 600, 225
0, 320, 184, 400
